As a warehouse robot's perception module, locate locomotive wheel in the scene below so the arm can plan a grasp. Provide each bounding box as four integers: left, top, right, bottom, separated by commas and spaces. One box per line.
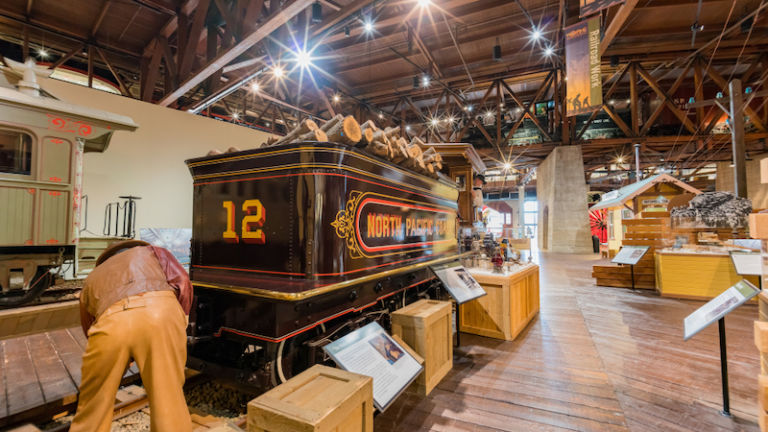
0, 266, 54, 308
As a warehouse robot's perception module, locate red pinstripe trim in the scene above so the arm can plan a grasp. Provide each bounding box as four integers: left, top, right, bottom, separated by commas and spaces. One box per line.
213, 276, 436, 342
192, 264, 303, 276
194, 172, 452, 204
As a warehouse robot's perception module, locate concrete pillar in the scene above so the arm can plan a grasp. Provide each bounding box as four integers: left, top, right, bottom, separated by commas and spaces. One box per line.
536, 145, 593, 253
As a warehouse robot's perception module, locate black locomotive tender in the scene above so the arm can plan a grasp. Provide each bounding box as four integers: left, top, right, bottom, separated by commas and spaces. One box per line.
185, 142, 464, 388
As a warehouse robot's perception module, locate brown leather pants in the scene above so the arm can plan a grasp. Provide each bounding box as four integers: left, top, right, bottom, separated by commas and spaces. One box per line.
69, 291, 192, 432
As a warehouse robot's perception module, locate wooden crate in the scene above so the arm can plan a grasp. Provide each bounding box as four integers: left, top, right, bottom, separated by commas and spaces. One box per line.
391, 299, 452, 395
460, 265, 539, 341
593, 213, 669, 289
247, 365, 373, 432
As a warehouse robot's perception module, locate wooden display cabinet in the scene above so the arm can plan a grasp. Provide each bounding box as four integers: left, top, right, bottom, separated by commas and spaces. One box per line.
460, 265, 540, 341
247, 365, 373, 432
391, 299, 452, 395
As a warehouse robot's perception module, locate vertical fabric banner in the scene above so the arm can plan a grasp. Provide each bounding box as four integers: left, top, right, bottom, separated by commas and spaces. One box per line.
580, 0, 625, 18
565, 17, 602, 117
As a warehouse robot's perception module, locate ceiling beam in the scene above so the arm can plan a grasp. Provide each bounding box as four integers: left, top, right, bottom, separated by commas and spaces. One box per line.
600, 0, 639, 56
91, 0, 111, 37
158, 0, 314, 107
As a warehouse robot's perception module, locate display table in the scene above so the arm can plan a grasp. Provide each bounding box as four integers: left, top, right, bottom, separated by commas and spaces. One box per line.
460, 264, 540, 341
655, 250, 759, 300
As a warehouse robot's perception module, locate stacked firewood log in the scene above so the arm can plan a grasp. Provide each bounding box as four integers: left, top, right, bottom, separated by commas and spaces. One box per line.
253, 114, 444, 178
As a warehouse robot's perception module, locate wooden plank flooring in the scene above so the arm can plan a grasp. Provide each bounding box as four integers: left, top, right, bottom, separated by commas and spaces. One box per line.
0, 326, 140, 427
375, 252, 760, 431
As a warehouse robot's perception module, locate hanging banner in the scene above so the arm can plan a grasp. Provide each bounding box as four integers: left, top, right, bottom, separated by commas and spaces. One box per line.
565, 17, 602, 117
580, 0, 625, 18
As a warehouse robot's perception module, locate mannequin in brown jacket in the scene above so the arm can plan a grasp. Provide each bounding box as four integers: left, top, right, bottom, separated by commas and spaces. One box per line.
69, 240, 193, 432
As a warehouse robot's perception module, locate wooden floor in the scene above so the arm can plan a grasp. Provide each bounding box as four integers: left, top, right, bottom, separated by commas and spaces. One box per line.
376, 252, 761, 432
0, 327, 138, 427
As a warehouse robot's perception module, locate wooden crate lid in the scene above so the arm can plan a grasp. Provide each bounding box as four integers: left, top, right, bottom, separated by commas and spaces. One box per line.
391, 299, 451, 321
248, 364, 371, 425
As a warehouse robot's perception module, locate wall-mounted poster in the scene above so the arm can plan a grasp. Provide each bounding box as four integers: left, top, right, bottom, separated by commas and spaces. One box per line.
565, 17, 602, 116
580, 0, 625, 17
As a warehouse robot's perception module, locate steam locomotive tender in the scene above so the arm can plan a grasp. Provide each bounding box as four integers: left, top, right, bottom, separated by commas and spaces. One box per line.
185, 142, 463, 388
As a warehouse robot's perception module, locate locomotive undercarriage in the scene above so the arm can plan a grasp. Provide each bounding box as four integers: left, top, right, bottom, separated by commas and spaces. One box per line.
187, 275, 447, 391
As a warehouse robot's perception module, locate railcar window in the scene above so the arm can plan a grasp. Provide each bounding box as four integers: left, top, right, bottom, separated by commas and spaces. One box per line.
0, 130, 32, 175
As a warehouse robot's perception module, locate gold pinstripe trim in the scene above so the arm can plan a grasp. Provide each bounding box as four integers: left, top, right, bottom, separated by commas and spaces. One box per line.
193, 162, 456, 200
192, 252, 470, 300
189, 146, 454, 194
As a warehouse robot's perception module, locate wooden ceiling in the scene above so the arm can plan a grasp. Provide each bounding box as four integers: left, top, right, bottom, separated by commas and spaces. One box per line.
0, 0, 765, 182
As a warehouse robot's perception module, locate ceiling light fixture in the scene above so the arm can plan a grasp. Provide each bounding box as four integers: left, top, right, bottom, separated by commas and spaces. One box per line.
363, 20, 374, 34
250, 81, 260, 92
311, 1, 322, 23
430, 118, 439, 126
421, 75, 430, 87
493, 37, 502, 61
37, 48, 49, 58
295, 48, 313, 69
333, 94, 341, 103
417, 0, 431, 7
232, 112, 240, 120
273, 66, 284, 78
503, 162, 511, 170
531, 27, 542, 41
544, 46, 554, 56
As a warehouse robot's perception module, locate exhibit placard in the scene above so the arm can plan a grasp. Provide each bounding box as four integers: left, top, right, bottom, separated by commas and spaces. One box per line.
430, 262, 486, 304
565, 16, 602, 116
323, 322, 423, 412
683, 279, 760, 340
611, 245, 650, 265
730, 252, 762, 276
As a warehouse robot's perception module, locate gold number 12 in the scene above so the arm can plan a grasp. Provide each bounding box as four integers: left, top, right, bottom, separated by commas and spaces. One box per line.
222, 200, 266, 244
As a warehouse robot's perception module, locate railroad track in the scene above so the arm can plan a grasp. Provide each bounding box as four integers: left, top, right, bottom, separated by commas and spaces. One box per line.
21, 373, 250, 432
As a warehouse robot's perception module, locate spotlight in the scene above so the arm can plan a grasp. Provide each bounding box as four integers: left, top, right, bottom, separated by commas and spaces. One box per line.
417, 0, 431, 7
363, 20, 374, 33
273, 66, 284, 78
37, 48, 49, 59
333, 94, 341, 103
430, 118, 439, 126
503, 162, 511, 170
295, 48, 312, 69
531, 27, 542, 41
378, 113, 384, 119
344, 26, 351, 37
312, 1, 322, 23
232, 112, 240, 120
250, 81, 260, 92
544, 46, 554, 56
405, 125, 411, 131
465, 105, 473, 112
616, 156, 625, 164
485, 110, 493, 118
421, 75, 430, 87
448, 116, 455, 123
624, 99, 630, 104
493, 38, 502, 61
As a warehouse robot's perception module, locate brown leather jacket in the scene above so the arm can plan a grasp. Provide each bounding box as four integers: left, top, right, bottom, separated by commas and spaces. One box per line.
80, 245, 193, 334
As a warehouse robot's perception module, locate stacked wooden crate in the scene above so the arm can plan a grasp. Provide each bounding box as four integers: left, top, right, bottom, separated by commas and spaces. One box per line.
751, 212, 768, 431
391, 300, 452, 395
592, 211, 669, 289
